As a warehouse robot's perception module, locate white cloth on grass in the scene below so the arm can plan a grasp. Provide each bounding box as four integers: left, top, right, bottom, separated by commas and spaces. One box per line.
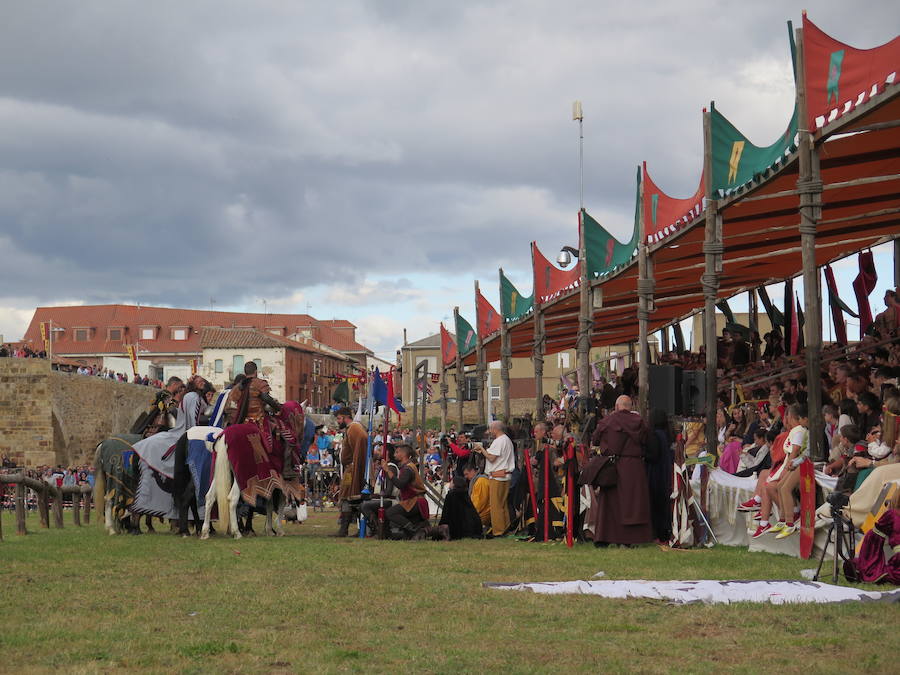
484, 579, 900, 605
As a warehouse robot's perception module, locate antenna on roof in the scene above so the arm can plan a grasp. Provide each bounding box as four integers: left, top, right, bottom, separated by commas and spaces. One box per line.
210, 297, 216, 311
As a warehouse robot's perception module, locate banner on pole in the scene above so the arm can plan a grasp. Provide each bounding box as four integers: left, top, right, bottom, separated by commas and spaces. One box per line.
125, 344, 139, 376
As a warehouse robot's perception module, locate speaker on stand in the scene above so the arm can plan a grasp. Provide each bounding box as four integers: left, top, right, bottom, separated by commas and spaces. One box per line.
682, 370, 707, 417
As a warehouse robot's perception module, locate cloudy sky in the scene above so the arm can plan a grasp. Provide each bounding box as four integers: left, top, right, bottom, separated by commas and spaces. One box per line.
1, 1, 897, 358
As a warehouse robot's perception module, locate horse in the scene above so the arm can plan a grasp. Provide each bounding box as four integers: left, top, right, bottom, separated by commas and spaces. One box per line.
93, 435, 143, 535
200, 403, 314, 539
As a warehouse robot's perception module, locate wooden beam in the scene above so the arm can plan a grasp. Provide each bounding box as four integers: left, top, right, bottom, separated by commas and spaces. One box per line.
796, 25, 825, 462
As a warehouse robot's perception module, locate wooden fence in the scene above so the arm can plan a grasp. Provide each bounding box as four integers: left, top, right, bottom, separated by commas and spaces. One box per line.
0, 473, 93, 540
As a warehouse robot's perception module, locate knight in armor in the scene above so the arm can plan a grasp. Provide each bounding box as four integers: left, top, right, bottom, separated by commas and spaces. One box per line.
224, 362, 282, 426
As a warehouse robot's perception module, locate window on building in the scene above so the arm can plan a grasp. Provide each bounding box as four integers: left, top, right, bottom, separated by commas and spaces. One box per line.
232, 355, 244, 376
490, 385, 501, 400
214, 359, 223, 374
558, 352, 570, 370
253, 358, 262, 370
108, 328, 122, 342
171, 328, 188, 341
313, 360, 321, 375
74, 328, 89, 342
465, 375, 479, 401
140, 327, 155, 340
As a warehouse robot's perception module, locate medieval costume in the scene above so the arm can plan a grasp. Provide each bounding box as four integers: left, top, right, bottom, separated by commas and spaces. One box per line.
645, 410, 674, 543
585, 409, 653, 545
384, 458, 429, 538
336, 419, 368, 536
533, 437, 565, 541
130, 390, 204, 519
439, 476, 483, 539
845, 508, 900, 584
469, 471, 491, 527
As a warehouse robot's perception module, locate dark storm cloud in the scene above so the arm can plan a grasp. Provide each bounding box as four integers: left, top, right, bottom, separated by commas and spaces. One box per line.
0, 0, 897, 335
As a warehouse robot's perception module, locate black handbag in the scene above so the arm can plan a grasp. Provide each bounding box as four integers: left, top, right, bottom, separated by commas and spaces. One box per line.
595, 454, 618, 488
579, 452, 619, 489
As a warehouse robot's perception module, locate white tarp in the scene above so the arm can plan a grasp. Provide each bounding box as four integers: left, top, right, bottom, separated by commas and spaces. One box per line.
484, 579, 900, 605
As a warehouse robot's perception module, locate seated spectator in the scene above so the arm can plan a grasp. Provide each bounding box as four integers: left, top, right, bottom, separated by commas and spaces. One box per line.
438, 476, 483, 540
463, 463, 491, 529
735, 428, 772, 477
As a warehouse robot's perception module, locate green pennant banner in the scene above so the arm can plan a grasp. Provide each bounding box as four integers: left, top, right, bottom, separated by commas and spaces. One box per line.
583, 172, 639, 279
500, 270, 533, 322
455, 313, 477, 356
711, 25, 798, 195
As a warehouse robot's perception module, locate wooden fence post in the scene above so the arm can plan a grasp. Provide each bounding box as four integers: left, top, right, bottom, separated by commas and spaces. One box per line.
51, 486, 64, 529
15, 482, 27, 536
38, 486, 50, 528
83, 487, 92, 525
72, 490, 81, 526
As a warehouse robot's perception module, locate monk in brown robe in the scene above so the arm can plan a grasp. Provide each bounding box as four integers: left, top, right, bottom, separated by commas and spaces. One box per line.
335, 406, 368, 537
586, 395, 653, 546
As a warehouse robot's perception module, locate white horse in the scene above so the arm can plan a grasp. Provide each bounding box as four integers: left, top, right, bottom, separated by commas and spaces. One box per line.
199, 429, 288, 539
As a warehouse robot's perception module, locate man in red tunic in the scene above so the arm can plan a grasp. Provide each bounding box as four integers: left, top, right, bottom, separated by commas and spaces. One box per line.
587, 395, 653, 546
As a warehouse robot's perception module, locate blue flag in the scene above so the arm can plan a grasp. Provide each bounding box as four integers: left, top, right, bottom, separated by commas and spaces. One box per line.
371, 367, 388, 406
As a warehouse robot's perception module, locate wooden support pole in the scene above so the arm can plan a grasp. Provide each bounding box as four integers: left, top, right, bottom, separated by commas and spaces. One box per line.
51, 485, 63, 529
500, 320, 512, 424
661, 327, 670, 354
474, 281, 489, 426
83, 486, 92, 525
796, 27, 824, 461
637, 175, 654, 418
454, 307, 464, 429
531, 245, 545, 422
702, 106, 722, 457
894, 237, 900, 288
576, 210, 592, 397
439, 359, 448, 434
72, 489, 81, 526
15, 482, 26, 536
38, 486, 49, 528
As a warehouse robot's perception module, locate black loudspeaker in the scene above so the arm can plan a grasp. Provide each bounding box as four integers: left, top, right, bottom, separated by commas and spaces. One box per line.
682, 370, 707, 417
648, 365, 683, 416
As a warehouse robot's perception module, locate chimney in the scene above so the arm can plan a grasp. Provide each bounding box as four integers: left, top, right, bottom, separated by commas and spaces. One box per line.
403, 328, 408, 346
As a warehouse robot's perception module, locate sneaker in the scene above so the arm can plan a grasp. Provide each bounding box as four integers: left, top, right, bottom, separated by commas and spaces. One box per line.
775, 522, 799, 539
769, 521, 786, 534
751, 523, 772, 538
738, 498, 761, 512
751, 512, 763, 522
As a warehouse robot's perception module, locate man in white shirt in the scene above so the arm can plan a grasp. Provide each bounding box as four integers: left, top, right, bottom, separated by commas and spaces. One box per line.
475, 420, 515, 537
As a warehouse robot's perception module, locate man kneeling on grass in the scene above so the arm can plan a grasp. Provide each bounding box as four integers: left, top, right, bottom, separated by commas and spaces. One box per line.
380, 444, 446, 540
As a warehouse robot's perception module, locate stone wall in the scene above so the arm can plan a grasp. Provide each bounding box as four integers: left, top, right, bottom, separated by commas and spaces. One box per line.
0, 358, 153, 467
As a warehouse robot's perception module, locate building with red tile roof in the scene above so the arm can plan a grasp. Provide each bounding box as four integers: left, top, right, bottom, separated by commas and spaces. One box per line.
21, 304, 372, 383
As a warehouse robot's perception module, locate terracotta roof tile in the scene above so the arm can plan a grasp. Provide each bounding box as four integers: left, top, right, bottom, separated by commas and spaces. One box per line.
21, 304, 370, 358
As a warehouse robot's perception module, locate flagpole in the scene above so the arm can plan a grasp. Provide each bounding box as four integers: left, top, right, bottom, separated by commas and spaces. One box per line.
499, 269, 511, 425
454, 307, 464, 431
531, 243, 545, 422
474, 280, 488, 427
573, 101, 591, 398
439, 327, 449, 434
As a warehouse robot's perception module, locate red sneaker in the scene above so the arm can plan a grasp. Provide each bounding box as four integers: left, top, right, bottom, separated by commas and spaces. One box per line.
751, 522, 772, 538
738, 498, 761, 512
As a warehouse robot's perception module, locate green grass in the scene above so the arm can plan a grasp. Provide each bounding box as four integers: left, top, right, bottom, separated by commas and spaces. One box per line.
1, 510, 897, 674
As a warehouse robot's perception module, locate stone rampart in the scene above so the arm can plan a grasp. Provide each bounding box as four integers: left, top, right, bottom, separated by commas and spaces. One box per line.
0, 358, 152, 467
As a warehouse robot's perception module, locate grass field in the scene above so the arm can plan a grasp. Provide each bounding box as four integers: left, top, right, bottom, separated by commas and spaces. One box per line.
1, 509, 897, 674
